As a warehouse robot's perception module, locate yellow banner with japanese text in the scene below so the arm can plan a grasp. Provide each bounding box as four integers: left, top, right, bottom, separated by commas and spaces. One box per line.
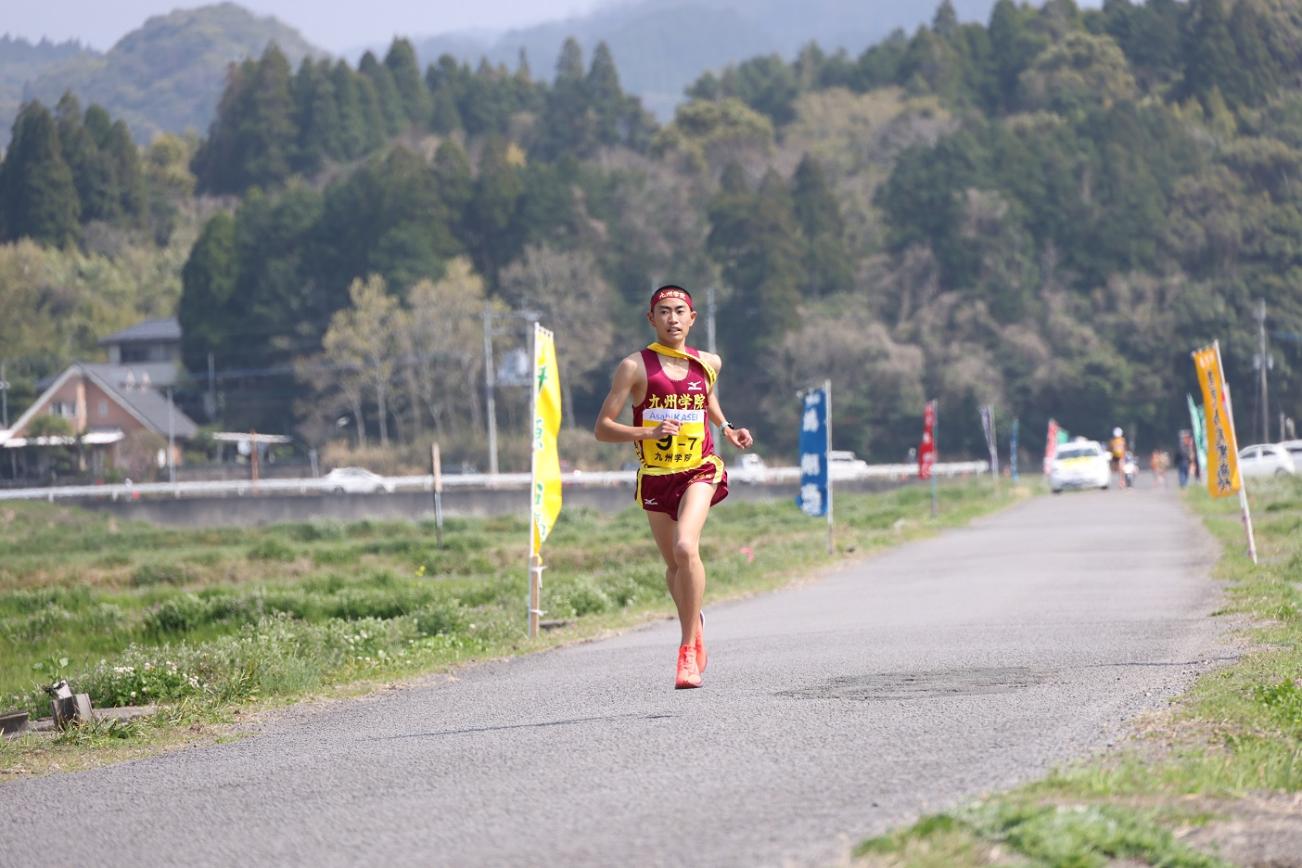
531, 324, 563, 554
1192, 345, 1241, 498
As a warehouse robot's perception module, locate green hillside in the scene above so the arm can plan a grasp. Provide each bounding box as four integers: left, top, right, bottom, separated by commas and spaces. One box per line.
16, 3, 322, 144
411, 0, 1003, 119
0, 36, 94, 147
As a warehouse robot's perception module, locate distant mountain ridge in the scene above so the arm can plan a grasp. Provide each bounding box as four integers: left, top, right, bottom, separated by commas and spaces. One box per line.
406, 0, 1005, 117
4, 3, 322, 144
0, 35, 96, 143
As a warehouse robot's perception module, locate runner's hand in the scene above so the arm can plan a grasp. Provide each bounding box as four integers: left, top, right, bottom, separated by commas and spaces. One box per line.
725, 426, 754, 449
650, 419, 680, 440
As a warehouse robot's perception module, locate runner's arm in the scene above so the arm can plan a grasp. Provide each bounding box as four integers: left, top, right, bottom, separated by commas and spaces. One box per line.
594, 357, 677, 442
706, 381, 754, 449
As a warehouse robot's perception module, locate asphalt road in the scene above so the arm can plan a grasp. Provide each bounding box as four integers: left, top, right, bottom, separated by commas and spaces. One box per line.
1, 482, 1229, 867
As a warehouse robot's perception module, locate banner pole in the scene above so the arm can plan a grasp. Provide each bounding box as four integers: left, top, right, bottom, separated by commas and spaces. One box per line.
1215, 340, 1258, 565
825, 379, 834, 555
431, 442, 444, 549
930, 400, 939, 518
527, 322, 541, 637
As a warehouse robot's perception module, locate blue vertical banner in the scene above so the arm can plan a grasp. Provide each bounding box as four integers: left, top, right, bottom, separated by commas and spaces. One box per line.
797, 386, 829, 517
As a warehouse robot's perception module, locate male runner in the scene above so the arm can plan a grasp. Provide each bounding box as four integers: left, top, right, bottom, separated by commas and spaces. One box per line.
594, 285, 754, 689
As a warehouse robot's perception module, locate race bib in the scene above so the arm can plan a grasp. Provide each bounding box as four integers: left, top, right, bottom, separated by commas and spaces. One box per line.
642, 407, 706, 469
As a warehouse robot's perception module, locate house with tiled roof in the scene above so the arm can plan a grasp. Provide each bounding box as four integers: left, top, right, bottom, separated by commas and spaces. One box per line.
0, 318, 197, 480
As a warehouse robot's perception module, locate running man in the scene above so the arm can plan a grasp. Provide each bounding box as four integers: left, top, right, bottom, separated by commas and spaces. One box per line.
594, 285, 754, 689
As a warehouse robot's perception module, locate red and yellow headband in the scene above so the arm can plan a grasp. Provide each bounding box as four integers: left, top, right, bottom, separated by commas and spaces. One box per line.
648, 285, 693, 312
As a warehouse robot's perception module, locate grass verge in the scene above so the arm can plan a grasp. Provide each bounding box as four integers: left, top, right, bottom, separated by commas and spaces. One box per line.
854, 475, 1302, 867
1, 477, 1014, 779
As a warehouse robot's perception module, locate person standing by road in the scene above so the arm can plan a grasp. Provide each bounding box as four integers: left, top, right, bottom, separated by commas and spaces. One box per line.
1176, 430, 1195, 488
1108, 427, 1128, 489
1149, 449, 1169, 487
594, 285, 754, 689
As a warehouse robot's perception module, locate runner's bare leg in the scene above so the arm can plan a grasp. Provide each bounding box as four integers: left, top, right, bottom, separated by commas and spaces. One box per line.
671, 482, 717, 646
647, 511, 682, 622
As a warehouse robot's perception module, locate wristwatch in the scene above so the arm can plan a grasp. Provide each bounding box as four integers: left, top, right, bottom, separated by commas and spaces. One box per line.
723, 422, 737, 431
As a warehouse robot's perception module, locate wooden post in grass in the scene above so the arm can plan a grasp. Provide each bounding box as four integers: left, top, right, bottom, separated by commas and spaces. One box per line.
431, 442, 444, 548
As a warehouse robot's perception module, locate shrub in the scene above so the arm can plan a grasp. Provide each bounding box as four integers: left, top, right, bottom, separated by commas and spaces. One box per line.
131, 562, 195, 586
412, 602, 465, 637
247, 538, 298, 562
143, 594, 210, 634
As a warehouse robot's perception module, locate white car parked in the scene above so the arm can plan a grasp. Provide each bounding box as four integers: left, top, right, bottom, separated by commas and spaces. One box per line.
322, 467, 395, 494
828, 450, 870, 480
733, 453, 768, 484
1049, 440, 1110, 493
1237, 444, 1296, 479
1278, 439, 1302, 467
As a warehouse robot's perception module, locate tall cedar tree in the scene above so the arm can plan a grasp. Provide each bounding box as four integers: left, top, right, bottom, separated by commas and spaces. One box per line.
384, 39, 431, 128
791, 155, 852, 297
194, 46, 296, 194
0, 102, 80, 246
709, 165, 802, 395
464, 136, 524, 287
426, 55, 466, 134
179, 212, 239, 372
331, 60, 371, 159
55, 93, 117, 224
538, 38, 595, 159
292, 59, 341, 173
358, 51, 405, 137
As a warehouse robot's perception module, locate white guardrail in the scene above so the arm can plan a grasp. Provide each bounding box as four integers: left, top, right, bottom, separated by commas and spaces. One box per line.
0, 461, 990, 503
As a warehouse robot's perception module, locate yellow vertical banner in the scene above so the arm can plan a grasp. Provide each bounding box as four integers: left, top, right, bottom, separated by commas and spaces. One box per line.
1192, 344, 1241, 498
531, 324, 563, 554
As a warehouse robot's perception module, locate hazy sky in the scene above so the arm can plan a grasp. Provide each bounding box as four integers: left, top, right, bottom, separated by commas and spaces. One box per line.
3, 1, 610, 53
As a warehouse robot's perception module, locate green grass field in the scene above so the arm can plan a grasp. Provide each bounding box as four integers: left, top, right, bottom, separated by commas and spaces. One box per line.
855, 475, 1302, 867
1, 478, 1010, 776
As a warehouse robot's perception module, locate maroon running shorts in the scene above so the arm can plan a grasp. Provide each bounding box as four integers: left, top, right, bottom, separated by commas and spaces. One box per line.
636, 458, 728, 520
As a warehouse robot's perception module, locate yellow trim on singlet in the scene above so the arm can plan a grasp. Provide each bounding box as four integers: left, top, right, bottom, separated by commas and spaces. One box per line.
646, 342, 717, 390
637, 453, 725, 479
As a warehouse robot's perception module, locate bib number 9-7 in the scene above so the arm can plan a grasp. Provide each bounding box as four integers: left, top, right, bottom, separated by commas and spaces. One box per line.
643, 409, 706, 469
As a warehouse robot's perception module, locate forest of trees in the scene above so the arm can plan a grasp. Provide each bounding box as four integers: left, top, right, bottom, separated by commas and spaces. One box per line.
3, 0, 1301, 470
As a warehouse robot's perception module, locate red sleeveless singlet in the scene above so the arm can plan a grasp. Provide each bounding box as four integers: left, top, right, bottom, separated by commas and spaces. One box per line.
633, 347, 715, 471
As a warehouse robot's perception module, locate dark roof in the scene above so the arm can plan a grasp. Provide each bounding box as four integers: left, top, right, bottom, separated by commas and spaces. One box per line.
38, 362, 179, 391
98, 317, 181, 346
82, 366, 199, 439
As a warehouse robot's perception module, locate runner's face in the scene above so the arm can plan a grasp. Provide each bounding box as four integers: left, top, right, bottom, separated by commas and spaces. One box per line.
648, 301, 695, 344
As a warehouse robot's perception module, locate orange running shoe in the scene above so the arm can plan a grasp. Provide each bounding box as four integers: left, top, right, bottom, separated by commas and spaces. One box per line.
675, 644, 702, 689
695, 612, 708, 673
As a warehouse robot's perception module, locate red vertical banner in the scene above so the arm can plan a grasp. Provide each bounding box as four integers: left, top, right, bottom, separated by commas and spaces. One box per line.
1043, 418, 1059, 476
918, 400, 936, 480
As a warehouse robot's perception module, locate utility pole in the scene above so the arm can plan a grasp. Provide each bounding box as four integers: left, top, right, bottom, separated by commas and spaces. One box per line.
482, 305, 499, 476
706, 285, 719, 444
1256, 299, 1269, 443
207, 352, 216, 420
706, 285, 717, 356
167, 387, 176, 485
